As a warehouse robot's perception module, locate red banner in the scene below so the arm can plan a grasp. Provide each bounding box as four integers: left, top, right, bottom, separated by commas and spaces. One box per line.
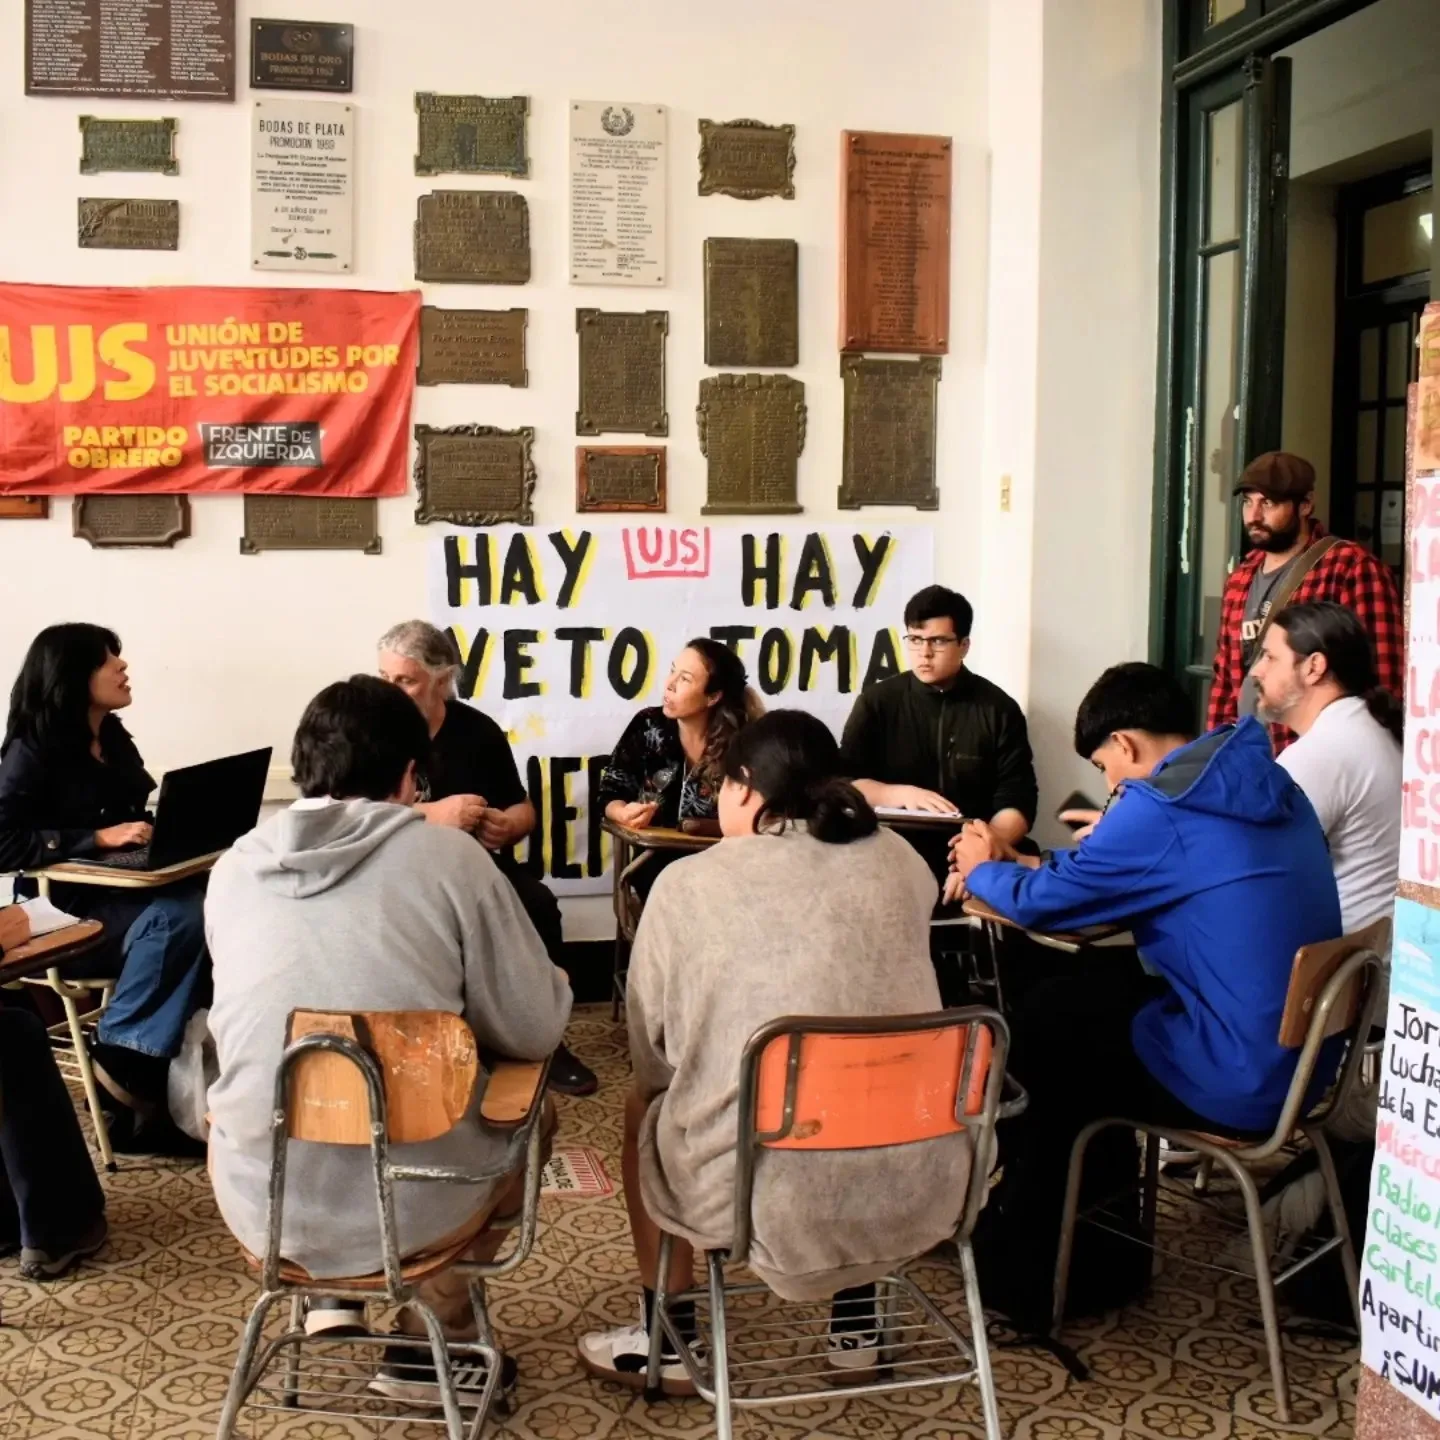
0, 283, 420, 497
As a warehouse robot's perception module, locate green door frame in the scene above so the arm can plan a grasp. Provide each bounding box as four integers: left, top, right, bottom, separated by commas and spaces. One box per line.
1148, 0, 1381, 677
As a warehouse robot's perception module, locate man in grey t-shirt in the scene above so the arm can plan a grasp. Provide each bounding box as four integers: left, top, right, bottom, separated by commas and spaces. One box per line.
1236, 550, 1301, 717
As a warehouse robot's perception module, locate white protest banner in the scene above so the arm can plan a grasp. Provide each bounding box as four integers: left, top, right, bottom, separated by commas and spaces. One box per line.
426, 522, 933, 895
1361, 896, 1440, 1417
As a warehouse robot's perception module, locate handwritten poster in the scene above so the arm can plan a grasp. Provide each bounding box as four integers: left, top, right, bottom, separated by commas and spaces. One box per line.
1403, 386, 1440, 887
1362, 896, 1440, 1417
427, 522, 933, 895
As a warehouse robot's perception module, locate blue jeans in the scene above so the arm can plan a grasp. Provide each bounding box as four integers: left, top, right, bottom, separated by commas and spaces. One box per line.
61, 882, 210, 1058
0, 1008, 105, 1252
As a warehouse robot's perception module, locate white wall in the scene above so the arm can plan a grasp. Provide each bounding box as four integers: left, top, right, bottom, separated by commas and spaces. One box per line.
1026, 0, 1164, 842
0, 0, 990, 932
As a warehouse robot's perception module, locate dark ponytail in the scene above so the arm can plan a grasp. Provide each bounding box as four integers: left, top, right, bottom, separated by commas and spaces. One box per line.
1271, 601, 1402, 744
722, 709, 878, 845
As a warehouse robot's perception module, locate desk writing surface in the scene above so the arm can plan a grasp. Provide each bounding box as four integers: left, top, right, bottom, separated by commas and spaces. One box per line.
0, 919, 105, 983
873, 806, 965, 830
36, 850, 224, 890
961, 896, 1127, 949
600, 821, 719, 852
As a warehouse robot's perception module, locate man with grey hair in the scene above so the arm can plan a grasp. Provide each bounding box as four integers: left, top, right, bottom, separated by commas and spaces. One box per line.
379, 620, 597, 1097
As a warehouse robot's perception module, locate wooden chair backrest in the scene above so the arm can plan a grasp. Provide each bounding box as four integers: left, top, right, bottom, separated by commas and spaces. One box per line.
284, 1009, 478, 1145
1277, 917, 1390, 1049
754, 1023, 992, 1151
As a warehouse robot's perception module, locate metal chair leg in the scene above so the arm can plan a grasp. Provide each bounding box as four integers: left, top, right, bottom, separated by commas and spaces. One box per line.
281, 1295, 303, 1407
707, 1251, 734, 1440
411, 1296, 469, 1440
51, 973, 116, 1172
217, 1290, 284, 1439
1052, 1120, 1104, 1334
1308, 1126, 1364, 1334
1142, 1133, 1161, 1245
644, 1231, 673, 1402
1221, 1149, 1292, 1425
611, 935, 629, 1023
960, 1240, 1002, 1440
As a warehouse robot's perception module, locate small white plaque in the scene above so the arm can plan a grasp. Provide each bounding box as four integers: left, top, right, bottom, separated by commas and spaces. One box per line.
569, 100, 667, 287
251, 97, 354, 273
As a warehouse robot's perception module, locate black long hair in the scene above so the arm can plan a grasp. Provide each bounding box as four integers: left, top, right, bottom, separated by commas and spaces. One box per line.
685, 636, 761, 786
3, 623, 126, 760
1272, 601, 1402, 744
722, 709, 877, 845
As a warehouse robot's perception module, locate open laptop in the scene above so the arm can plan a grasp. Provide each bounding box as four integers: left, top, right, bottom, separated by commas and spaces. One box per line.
77, 747, 272, 872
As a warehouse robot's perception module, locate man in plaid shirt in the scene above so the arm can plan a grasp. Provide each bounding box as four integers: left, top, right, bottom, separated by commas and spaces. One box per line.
1208, 451, 1401, 751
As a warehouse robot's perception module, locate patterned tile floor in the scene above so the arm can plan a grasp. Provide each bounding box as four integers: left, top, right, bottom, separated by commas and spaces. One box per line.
0, 1007, 1359, 1440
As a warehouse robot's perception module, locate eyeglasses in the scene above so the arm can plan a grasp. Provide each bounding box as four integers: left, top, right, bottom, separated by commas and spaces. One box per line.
903, 635, 960, 652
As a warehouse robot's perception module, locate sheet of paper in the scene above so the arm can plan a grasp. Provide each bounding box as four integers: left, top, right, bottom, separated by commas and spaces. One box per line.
19, 896, 82, 937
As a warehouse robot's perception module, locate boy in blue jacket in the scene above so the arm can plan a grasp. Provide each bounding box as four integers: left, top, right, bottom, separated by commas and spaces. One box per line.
948, 662, 1341, 1326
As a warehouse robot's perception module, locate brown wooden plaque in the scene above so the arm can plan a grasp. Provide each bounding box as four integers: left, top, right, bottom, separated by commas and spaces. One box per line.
240, 496, 379, 553
414, 191, 530, 285
251, 19, 353, 92
576, 447, 666, 513
27, 0, 236, 100
414, 425, 536, 526
838, 354, 940, 510
698, 373, 805, 516
1418, 376, 1440, 473
78, 198, 179, 250
415, 94, 529, 178
703, 237, 798, 368
79, 116, 178, 175
576, 310, 668, 436
1420, 306, 1440, 379
418, 308, 527, 387
73, 494, 190, 548
840, 130, 951, 355
697, 118, 795, 199
0, 497, 48, 519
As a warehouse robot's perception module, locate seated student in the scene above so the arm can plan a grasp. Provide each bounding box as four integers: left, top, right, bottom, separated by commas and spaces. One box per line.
579, 710, 969, 1391
597, 637, 758, 832
0, 624, 208, 1146
205, 676, 572, 1397
839, 585, 1037, 879
0, 907, 108, 1280
1251, 601, 1401, 933
378, 620, 596, 1098
944, 663, 1341, 1329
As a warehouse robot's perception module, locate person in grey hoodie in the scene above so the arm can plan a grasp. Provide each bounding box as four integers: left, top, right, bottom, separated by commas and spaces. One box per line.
205, 676, 572, 1369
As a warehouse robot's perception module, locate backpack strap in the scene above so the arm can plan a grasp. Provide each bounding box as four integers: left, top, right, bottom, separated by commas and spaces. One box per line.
1251, 534, 1342, 656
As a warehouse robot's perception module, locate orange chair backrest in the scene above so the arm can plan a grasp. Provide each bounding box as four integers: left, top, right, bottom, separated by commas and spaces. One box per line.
1276, 917, 1390, 1049
284, 1009, 478, 1145
754, 1023, 992, 1151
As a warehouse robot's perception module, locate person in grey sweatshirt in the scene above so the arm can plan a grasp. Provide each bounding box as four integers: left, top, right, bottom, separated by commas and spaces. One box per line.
205, 677, 572, 1352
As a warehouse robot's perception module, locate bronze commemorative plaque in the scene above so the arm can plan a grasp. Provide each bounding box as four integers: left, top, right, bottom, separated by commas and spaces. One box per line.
576, 310, 668, 436
78, 198, 179, 250
838, 354, 940, 510
80, 116, 178, 174
698, 373, 805, 515
841, 130, 952, 354
418, 308, 527, 387
27, 0, 236, 101
73, 494, 190, 548
240, 496, 379, 553
0, 497, 48, 519
576, 446, 666, 513
251, 19, 353, 91
698, 119, 795, 199
415, 94, 529, 178
703, 237, 798, 368
414, 424, 536, 526
414, 190, 529, 285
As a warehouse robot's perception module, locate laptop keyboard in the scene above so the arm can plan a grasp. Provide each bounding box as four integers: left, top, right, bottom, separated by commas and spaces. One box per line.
94, 847, 154, 870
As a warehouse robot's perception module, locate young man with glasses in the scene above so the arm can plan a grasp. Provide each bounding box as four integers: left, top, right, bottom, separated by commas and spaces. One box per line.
839, 585, 1037, 880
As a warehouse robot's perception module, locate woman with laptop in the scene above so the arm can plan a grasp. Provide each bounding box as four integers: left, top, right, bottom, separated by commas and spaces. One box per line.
0, 624, 210, 1150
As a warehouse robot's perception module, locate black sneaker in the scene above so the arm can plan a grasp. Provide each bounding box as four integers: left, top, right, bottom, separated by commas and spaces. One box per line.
18, 1216, 109, 1281
368, 1343, 516, 1406
548, 1043, 599, 1098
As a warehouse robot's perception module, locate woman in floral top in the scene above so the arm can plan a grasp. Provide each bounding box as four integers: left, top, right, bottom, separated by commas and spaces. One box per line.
599, 639, 757, 830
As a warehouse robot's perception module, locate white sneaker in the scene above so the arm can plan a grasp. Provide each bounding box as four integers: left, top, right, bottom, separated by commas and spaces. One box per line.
826, 1326, 881, 1372
303, 1299, 368, 1339
578, 1319, 697, 1397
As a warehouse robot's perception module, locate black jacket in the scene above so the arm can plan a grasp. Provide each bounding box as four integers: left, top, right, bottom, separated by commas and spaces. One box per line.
0, 718, 153, 871
839, 670, 1038, 825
